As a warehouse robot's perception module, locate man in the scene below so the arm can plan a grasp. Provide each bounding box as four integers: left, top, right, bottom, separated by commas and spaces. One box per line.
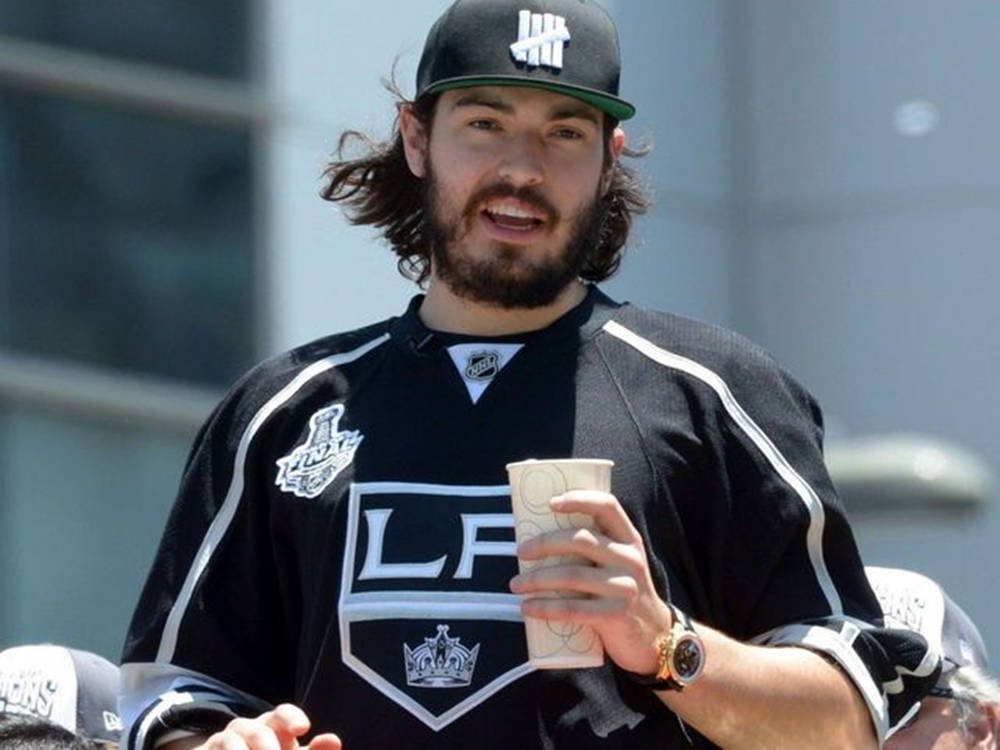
120, 1, 937, 748
867, 567, 1000, 749
0, 643, 123, 748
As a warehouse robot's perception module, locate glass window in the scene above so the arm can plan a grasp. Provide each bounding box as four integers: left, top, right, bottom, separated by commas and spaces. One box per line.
0, 89, 255, 388
0, 406, 194, 661
0, 0, 249, 80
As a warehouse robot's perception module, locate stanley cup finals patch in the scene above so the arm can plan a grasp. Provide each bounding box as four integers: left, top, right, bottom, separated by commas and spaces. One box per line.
275, 404, 363, 498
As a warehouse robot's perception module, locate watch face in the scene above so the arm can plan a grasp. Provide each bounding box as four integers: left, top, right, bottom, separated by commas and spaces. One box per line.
673, 636, 704, 682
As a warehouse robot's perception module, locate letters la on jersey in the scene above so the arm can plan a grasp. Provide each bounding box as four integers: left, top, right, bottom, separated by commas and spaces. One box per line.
339, 481, 530, 730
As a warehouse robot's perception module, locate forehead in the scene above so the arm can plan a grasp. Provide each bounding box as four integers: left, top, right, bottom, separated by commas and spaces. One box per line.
436, 85, 605, 125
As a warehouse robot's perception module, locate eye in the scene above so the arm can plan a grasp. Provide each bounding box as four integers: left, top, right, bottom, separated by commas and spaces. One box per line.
551, 126, 584, 140
468, 119, 500, 131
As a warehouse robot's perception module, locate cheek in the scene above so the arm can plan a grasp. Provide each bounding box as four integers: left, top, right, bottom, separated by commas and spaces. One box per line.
551, 159, 605, 207
429, 136, 490, 186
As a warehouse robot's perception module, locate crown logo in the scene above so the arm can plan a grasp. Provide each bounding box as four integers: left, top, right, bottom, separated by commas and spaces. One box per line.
404, 625, 480, 688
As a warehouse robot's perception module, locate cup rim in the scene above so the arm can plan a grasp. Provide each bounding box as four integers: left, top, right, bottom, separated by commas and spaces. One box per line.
505, 458, 615, 471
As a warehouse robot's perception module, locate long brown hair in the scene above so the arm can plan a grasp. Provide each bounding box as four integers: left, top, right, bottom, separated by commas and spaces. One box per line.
320, 82, 651, 285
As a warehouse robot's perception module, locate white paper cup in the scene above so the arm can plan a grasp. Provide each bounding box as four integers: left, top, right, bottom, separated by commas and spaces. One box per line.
506, 458, 612, 669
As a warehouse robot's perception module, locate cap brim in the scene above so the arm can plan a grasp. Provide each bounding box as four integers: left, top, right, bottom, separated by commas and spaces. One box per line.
422, 76, 635, 121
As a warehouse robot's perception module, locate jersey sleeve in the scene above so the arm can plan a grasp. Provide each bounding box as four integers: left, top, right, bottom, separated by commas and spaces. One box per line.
120, 368, 301, 750
703, 349, 940, 743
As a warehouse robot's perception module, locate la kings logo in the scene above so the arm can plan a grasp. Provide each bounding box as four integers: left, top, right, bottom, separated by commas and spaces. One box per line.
339, 482, 530, 730
404, 624, 479, 688
276, 404, 362, 498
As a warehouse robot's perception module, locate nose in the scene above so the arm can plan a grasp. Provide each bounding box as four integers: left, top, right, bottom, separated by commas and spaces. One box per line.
496, 134, 545, 188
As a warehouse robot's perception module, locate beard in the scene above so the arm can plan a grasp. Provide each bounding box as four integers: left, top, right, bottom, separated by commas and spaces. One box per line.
421, 162, 608, 309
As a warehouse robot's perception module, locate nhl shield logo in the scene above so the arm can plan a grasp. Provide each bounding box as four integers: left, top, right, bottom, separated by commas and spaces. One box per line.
275, 404, 362, 498
464, 350, 500, 381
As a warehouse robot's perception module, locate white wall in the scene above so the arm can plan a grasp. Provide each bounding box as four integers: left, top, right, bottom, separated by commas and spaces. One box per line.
740, 0, 1000, 665
604, 0, 738, 327
262, 0, 451, 353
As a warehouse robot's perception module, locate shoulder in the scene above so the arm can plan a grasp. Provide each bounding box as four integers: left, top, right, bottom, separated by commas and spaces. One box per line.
260, 318, 394, 385
203, 318, 395, 437
600, 302, 784, 383
598, 301, 822, 425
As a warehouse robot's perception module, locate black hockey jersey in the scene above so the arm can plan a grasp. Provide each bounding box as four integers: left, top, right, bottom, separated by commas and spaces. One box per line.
121, 289, 936, 748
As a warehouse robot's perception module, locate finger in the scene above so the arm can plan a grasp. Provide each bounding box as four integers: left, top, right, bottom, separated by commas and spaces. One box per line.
253, 705, 310, 750
308, 734, 344, 750
203, 728, 254, 750
510, 564, 639, 600
520, 594, 627, 622
223, 719, 281, 750
550, 491, 641, 544
199, 731, 230, 750
517, 527, 643, 571
216, 734, 249, 750
517, 525, 612, 562
263, 704, 311, 737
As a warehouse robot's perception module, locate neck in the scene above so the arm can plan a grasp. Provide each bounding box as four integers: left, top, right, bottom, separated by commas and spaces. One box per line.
419, 278, 589, 336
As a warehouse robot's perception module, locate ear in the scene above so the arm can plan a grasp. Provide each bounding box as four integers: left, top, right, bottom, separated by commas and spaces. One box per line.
610, 126, 626, 161
399, 103, 430, 179
969, 701, 1000, 748
600, 126, 627, 195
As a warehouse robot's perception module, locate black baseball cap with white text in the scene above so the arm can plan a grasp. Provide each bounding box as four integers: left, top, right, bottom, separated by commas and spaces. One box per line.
416, 0, 636, 121
0, 644, 123, 746
866, 566, 989, 684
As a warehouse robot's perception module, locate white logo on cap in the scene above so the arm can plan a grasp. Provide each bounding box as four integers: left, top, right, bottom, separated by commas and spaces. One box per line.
103, 710, 124, 732
510, 10, 570, 70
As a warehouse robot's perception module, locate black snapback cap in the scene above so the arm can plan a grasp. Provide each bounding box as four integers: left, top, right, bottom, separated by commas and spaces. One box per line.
416, 0, 635, 121
0, 644, 123, 746
867, 566, 990, 684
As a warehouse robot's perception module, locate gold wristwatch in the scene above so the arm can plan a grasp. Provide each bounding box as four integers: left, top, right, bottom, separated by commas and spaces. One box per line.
626, 604, 705, 691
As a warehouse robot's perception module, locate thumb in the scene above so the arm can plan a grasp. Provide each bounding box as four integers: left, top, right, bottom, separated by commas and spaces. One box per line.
262, 703, 312, 750
307, 733, 343, 750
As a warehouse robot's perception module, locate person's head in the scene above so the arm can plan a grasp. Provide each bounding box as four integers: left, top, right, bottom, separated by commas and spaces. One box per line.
0, 713, 102, 749
322, 0, 650, 308
866, 567, 1000, 749
0, 644, 122, 748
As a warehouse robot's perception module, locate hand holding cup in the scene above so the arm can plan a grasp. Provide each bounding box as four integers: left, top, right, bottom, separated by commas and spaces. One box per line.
506, 458, 613, 669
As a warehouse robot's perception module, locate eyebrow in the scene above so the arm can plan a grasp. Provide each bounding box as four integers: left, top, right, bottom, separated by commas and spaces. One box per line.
548, 104, 601, 126
450, 93, 601, 126
451, 94, 515, 113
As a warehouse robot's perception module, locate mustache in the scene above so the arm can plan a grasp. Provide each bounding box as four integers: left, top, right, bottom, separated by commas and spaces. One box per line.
461, 183, 560, 226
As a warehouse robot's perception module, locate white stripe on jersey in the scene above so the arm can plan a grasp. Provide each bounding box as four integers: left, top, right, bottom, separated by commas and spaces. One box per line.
132, 690, 194, 750
121, 662, 272, 750
601, 320, 843, 614
156, 333, 391, 663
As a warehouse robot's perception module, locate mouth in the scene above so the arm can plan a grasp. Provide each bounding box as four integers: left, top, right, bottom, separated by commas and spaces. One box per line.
480, 199, 548, 233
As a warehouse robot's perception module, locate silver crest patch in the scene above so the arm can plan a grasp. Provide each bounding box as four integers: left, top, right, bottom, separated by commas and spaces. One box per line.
404, 624, 480, 688
275, 404, 363, 498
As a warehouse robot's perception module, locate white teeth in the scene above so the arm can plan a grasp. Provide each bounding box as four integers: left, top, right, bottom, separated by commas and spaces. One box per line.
484, 202, 540, 220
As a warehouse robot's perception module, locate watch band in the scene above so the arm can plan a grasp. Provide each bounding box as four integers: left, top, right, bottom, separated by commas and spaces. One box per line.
624, 603, 705, 691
